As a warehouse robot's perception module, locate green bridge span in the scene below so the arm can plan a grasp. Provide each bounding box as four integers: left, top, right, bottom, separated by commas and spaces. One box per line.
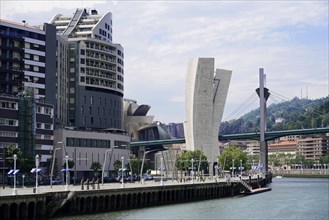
130, 127, 329, 147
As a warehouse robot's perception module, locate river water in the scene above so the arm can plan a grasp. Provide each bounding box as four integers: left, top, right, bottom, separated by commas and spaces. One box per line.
55, 178, 329, 220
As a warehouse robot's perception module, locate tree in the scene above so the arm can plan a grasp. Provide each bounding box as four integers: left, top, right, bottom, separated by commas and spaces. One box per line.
5, 144, 22, 165
128, 155, 139, 175
90, 161, 102, 177
175, 150, 208, 174
113, 159, 122, 173
319, 154, 329, 164
62, 160, 75, 169
218, 146, 247, 173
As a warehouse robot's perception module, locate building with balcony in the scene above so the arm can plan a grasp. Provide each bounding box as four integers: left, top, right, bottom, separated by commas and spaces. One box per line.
49, 9, 124, 129
0, 92, 54, 170
0, 19, 56, 173
296, 136, 329, 163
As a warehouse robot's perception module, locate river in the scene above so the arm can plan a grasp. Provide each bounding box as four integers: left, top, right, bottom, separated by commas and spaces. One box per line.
55, 178, 329, 220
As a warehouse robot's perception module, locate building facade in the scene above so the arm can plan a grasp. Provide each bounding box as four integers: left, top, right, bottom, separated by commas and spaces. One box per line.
54, 128, 130, 179
0, 19, 56, 171
0, 93, 54, 169
49, 9, 124, 129
296, 136, 329, 163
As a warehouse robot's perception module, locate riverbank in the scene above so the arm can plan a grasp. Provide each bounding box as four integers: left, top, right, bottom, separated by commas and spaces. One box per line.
0, 176, 271, 220
274, 174, 329, 178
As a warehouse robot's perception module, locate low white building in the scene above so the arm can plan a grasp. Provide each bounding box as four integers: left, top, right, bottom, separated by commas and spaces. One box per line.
53, 128, 130, 180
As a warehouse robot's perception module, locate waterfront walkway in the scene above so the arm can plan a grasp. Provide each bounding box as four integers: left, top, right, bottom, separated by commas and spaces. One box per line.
0, 175, 259, 197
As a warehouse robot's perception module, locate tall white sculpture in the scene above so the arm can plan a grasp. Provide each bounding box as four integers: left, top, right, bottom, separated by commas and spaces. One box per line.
184, 58, 232, 173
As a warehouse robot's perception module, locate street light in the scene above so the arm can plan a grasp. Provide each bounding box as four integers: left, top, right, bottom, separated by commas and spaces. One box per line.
191, 158, 194, 184
35, 155, 39, 193
232, 159, 235, 177
160, 157, 163, 186
22, 175, 25, 188
65, 155, 69, 191
121, 156, 124, 188
50, 147, 60, 188
13, 154, 17, 195
240, 159, 242, 177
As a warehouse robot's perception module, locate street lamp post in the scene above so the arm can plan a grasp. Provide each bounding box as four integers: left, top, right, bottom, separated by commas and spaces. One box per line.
191, 158, 194, 184
160, 157, 163, 186
22, 175, 25, 188
12, 154, 17, 195
65, 155, 69, 191
35, 155, 39, 193
121, 156, 124, 188
50, 147, 60, 188
240, 159, 242, 177
232, 159, 235, 177
252, 160, 255, 175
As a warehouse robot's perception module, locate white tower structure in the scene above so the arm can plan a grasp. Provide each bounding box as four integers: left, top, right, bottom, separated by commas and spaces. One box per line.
184, 58, 232, 173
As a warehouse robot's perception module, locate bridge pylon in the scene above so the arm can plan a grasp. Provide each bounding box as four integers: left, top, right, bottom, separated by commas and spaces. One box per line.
256, 68, 270, 175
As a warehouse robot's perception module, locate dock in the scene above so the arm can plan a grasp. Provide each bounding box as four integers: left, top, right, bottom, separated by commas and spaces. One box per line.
244, 187, 271, 195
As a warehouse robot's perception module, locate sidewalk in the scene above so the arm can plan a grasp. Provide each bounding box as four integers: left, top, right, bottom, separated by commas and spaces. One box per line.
0, 176, 257, 197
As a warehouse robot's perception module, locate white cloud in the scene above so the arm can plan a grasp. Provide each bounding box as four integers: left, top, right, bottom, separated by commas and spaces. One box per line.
1, 0, 327, 123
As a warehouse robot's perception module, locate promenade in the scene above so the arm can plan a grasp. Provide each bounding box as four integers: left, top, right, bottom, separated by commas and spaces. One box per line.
0, 175, 256, 197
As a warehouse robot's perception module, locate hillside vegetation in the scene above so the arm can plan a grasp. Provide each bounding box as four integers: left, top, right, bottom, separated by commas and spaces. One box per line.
220, 96, 329, 135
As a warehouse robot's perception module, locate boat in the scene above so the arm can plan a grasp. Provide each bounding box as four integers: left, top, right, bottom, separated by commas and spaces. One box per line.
275, 175, 283, 178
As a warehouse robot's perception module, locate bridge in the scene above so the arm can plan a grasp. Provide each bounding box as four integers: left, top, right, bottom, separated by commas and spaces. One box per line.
130, 127, 329, 147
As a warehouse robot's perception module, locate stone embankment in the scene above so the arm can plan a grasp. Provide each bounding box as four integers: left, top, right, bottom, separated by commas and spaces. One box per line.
0, 176, 271, 220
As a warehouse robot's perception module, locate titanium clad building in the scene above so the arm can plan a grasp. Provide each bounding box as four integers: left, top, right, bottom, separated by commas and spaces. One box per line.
184, 58, 232, 170
50, 9, 124, 129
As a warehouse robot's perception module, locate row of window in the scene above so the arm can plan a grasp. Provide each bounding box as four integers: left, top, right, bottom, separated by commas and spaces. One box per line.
81, 116, 121, 127
0, 26, 45, 41
66, 137, 111, 148
82, 96, 122, 108
36, 122, 53, 130
0, 101, 17, 110
80, 106, 121, 116
0, 118, 17, 126
0, 131, 17, 137
36, 106, 53, 115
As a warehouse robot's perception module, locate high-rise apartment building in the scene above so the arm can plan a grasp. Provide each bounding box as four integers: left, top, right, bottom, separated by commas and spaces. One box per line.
49, 9, 124, 129
0, 19, 56, 169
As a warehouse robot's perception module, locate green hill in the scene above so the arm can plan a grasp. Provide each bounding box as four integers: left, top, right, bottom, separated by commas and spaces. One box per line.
220, 96, 329, 135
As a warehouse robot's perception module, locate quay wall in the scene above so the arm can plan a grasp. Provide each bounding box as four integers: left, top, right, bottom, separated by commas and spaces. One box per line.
0, 178, 269, 220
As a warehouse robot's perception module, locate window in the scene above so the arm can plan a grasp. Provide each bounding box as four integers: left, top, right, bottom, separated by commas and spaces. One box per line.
80, 58, 85, 64
80, 49, 85, 55
44, 124, 51, 129
36, 123, 42, 129
33, 66, 39, 72
33, 55, 39, 61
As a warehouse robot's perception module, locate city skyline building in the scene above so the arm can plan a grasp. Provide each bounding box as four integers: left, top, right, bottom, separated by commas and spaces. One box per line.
49, 9, 124, 129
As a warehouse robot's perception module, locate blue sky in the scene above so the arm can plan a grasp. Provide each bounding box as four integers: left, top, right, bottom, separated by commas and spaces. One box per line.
1, 0, 328, 123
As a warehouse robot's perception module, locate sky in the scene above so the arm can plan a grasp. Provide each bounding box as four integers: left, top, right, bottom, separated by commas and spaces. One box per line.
1, 0, 328, 124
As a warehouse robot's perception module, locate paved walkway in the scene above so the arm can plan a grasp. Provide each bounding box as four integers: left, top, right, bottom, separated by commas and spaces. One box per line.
0, 175, 261, 197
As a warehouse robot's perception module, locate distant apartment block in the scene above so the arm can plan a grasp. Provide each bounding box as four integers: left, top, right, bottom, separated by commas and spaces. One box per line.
296, 136, 329, 163
268, 141, 297, 155
49, 9, 124, 129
